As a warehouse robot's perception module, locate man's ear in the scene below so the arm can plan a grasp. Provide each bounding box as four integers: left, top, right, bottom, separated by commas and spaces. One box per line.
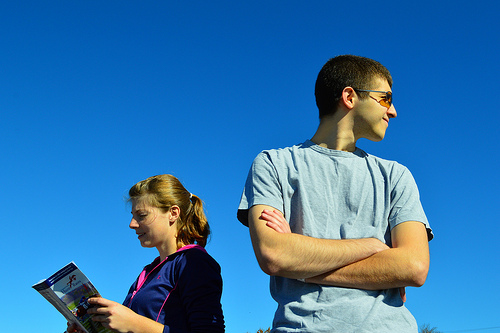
169, 206, 180, 223
341, 87, 356, 110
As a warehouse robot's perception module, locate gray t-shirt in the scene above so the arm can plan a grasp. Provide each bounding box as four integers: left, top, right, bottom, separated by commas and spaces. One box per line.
238, 140, 432, 333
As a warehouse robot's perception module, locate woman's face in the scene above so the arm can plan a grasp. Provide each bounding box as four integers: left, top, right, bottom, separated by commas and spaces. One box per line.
129, 199, 177, 251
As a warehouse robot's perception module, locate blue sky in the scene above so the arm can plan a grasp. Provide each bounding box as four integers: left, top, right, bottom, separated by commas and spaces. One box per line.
2, 1, 499, 332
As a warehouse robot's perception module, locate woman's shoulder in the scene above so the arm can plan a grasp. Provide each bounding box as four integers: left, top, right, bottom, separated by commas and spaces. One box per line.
174, 245, 221, 272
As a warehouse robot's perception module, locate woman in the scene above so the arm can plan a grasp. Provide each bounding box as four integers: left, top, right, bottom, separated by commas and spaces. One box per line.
67, 174, 225, 333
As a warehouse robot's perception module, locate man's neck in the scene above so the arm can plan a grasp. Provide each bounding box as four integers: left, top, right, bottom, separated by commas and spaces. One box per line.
310, 116, 357, 152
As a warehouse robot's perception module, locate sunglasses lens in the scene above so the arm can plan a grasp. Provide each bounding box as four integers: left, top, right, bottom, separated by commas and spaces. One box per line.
382, 92, 392, 108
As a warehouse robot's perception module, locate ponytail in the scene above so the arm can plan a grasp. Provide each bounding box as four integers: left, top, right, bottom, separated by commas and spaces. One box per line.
176, 194, 210, 248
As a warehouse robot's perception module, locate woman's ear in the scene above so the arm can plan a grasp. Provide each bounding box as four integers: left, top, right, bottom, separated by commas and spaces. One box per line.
169, 205, 180, 223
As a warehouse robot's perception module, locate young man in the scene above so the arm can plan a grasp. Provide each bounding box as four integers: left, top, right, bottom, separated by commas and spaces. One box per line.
237, 55, 433, 332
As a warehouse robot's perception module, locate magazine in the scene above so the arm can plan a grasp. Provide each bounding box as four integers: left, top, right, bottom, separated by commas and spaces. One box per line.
32, 261, 113, 333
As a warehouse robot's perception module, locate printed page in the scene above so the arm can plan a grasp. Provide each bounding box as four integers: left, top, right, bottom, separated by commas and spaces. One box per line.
33, 262, 113, 333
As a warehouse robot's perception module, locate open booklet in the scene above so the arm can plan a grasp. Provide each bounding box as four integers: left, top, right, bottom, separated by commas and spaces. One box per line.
32, 261, 114, 333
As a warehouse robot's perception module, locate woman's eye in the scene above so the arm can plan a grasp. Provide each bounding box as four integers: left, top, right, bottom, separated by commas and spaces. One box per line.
133, 212, 148, 220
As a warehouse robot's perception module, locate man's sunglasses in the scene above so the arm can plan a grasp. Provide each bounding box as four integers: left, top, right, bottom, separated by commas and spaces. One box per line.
354, 89, 392, 108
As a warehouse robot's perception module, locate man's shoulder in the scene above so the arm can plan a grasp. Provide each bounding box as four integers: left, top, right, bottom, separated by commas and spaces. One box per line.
257, 140, 309, 155
361, 150, 421, 190
254, 140, 319, 162
362, 149, 408, 171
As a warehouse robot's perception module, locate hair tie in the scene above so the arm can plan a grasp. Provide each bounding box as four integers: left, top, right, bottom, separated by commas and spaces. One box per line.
189, 193, 193, 200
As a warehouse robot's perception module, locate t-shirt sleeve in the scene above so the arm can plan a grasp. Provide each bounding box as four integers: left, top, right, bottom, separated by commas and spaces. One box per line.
165, 250, 224, 333
237, 151, 285, 227
389, 166, 433, 241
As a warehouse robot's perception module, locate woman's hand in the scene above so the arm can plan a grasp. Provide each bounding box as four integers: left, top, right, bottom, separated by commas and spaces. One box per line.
87, 297, 139, 333
260, 209, 291, 233
65, 322, 85, 333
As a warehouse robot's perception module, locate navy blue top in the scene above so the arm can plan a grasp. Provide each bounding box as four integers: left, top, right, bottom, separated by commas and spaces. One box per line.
123, 245, 225, 333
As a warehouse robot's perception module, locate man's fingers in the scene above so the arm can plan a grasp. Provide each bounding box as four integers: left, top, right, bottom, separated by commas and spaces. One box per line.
266, 221, 284, 233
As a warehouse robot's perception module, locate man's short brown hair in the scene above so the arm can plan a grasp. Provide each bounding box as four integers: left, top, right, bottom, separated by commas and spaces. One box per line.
315, 55, 393, 119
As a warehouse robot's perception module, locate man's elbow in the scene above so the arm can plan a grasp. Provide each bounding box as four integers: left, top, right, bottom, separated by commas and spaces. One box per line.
250, 224, 290, 276
407, 259, 429, 287
257, 259, 282, 276
255, 248, 284, 276
255, 244, 286, 276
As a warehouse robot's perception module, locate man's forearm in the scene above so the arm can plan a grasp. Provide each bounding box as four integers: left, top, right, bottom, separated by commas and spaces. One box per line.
306, 222, 430, 289
306, 248, 415, 289
249, 205, 388, 278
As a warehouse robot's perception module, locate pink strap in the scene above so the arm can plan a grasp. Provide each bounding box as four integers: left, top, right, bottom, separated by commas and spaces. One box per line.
176, 244, 207, 253
129, 257, 168, 306
137, 270, 147, 288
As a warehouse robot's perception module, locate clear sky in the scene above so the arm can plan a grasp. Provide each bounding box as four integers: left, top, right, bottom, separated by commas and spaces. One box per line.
1, 1, 499, 332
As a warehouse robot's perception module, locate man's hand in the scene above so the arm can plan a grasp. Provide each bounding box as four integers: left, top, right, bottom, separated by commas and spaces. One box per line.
260, 209, 291, 233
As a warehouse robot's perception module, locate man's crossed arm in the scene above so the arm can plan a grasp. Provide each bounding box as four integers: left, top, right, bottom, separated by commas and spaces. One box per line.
249, 205, 429, 291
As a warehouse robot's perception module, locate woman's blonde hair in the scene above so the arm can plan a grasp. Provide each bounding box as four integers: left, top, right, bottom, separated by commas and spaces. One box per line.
128, 174, 210, 248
